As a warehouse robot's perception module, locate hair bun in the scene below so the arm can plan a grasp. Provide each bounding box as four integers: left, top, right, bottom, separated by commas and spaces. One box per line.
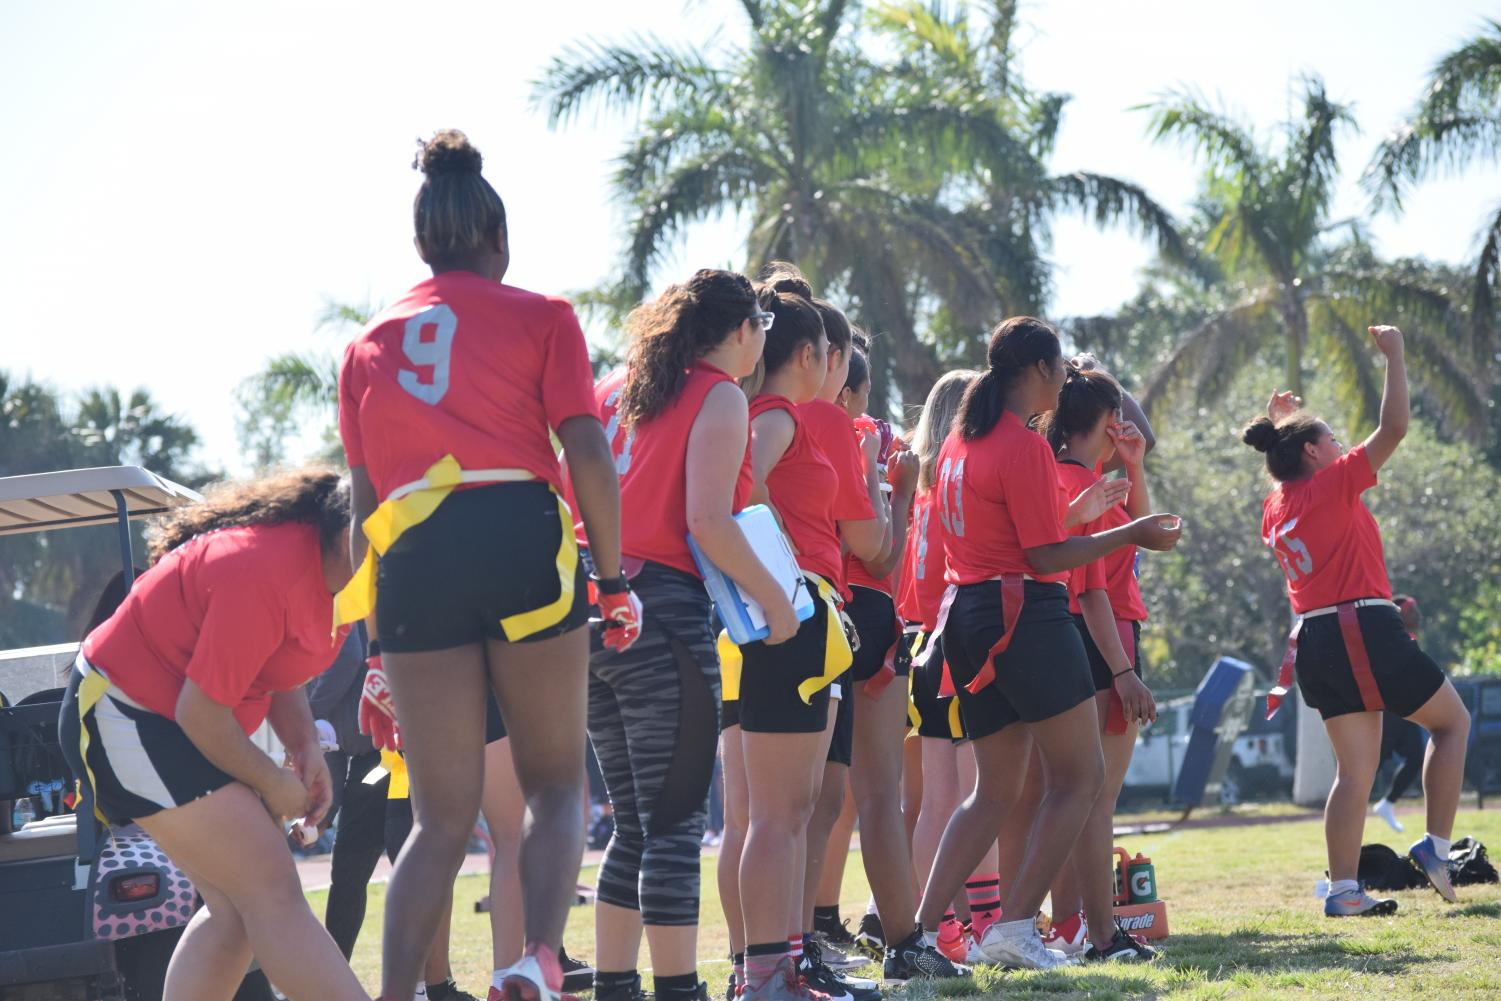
1241, 416, 1278, 452
416, 129, 483, 176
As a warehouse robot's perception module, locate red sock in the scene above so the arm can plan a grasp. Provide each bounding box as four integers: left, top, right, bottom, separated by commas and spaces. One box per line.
965, 874, 1002, 939
789, 933, 804, 962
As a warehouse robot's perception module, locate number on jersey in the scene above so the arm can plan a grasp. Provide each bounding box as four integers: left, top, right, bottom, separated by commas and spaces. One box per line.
397, 304, 457, 405
1268, 518, 1313, 582
936, 457, 966, 539
913, 504, 931, 579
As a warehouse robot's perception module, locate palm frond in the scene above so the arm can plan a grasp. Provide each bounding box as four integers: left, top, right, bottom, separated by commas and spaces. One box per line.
317, 298, 374, 331
1139, 292, 1276, 413
1141, 89, 1263, 182
255, 352, 341, 412
866, 1, 973, 70
532, 37, 724, 126
621, 149, 761, 296
1473, 198, 1501, 353
1283, 77, 1355, 245
1424, 18, 1501, 114
1366, 114, 1501, 208
1047, 171, 1196, 274
1309, 299, 1383, 435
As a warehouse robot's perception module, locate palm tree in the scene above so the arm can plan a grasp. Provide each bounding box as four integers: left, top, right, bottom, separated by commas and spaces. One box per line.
1138, 77, 1487, 438
1365, 18, 1501, 367
533, 0, 1185, 413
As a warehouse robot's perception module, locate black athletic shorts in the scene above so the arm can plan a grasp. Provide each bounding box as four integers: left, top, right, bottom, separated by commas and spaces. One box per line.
376, 482, 587, 653
826, 671, 853, 766
910, 632, 964, 741
846, 586, 905, 683
1072, 614, 1142, 692
944, 580, 1094, 740
62, 661, 235, 826
737, 586, 835, 734
1295, 603, 1446, 720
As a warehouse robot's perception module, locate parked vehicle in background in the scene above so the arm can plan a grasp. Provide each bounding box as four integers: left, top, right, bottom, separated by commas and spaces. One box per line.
1123, 691, 1295, 806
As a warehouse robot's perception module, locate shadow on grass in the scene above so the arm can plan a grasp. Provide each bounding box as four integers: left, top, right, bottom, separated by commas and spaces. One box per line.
1454, 901, 1501, 919
1162, 929, 1435, 978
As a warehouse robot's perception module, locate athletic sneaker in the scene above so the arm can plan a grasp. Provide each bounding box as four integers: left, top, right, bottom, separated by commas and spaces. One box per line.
815, 912, 859, 949
977, 922, 1079, 971
852, 914, 886, 962
491, 948, 563, 1001
1082, 926, 1157, 962
591, 973, 648, 1001
724, 974, 738, 1001
1410, 836, 1458, 903
935, 918, 967, 963
882, 928, 970, 981
1372, 799, 1404, 833
1323, 887, 1399, 917
1041, 911, 1088, 957
741, 956, 830, 1001
558, 948, 594, 994
799, 952, 871, 1001
427, 979, 481, 1001
804, 938, 878, 992
809, 934, 866, 972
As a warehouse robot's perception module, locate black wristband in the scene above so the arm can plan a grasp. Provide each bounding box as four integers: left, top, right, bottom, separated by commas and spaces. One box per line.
1111, 665, 1134, 678
367, 639, 382, 658
590, 572, 630, 595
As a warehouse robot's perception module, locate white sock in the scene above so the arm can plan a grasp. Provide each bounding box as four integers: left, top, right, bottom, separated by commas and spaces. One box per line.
492, 970, 509, 992
1374, 798, 1393, 811
413, 985, 427, 1001
866, 896, 878, 916
1328, 879, 1359, 897
921, 928, 940, 949
1427, 833, 1452, 857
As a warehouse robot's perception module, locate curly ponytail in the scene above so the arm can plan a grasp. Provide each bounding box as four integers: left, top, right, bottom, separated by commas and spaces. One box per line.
148, 468, 351, 564
616, 269, 758, 429
958, 316, 1061, 440
1038, 365, 1122, 454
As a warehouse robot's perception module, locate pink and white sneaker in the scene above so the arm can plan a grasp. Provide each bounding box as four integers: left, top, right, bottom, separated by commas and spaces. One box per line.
491, 944, 564, 1001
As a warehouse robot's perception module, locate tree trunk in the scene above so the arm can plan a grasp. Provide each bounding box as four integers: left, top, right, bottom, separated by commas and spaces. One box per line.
1281, 287, 1307, 398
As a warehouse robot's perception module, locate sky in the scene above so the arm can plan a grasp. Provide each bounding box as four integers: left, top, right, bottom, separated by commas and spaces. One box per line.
1, 0, 1495, 476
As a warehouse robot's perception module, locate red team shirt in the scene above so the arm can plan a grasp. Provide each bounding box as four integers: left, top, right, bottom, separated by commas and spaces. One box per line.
583, 362, 754, 577
1055, 460, 1146, 621
795, 400, 879, 594
938, 411, 1070, 585
751, 395, 848, 595
898, 486, 949, 629
338, 271, 599, 501
1261, 443, 1391, 614
83, 522, 346, 735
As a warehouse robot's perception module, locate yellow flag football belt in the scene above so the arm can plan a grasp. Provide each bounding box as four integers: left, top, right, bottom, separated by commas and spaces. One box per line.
718, 573, 853, 705
333, 454, 579, 642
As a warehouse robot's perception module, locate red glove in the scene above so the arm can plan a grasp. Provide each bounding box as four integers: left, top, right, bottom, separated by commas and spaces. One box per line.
590, 575, 644, 653
358, 654, 401, 751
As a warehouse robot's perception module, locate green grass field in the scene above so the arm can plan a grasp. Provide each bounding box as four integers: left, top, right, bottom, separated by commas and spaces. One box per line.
307, 806, 1501, 1000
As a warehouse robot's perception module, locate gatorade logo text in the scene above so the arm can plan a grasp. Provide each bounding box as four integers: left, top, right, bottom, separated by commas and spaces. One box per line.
1118, 913, 1157, 932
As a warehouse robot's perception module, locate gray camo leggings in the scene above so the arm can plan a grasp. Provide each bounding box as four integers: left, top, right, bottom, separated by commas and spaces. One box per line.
587, 563, 721, 926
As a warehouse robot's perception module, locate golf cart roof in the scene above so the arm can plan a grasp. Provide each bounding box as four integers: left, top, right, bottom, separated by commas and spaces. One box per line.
0, 466, 202, 537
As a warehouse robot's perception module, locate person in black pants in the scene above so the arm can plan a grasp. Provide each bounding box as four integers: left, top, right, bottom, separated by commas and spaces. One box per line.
1371, 596, 1429, 832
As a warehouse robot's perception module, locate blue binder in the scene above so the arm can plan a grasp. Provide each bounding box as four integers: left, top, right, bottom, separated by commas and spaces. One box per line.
688, 504, 816, 645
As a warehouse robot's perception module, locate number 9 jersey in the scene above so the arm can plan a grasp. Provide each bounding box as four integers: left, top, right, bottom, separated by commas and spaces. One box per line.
1260, 442, 1391, 614
338, 271, 600, 502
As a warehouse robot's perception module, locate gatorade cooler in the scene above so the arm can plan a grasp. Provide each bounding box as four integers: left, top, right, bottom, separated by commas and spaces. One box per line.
1111, 846, 1169, 940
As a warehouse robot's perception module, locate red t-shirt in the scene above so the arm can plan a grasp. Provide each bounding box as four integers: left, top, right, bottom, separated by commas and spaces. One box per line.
1261, 444, 1390, 613
82, 522, 347, 735
798, 402, 880, 594
338, 271, 599, 501
898, 486, 949, 629
581, 362, 753, 577
752, 395, 846, 595
939, 411, 1069, 585
1055, 459, 1146, 620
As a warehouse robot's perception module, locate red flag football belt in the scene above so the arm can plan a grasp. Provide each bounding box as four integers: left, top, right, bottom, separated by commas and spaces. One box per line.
925, 575, 1037, 698
1266, 598, 1395, 719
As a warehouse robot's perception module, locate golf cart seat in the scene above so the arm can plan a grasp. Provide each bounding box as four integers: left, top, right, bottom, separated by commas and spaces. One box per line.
0, 813, 77, 863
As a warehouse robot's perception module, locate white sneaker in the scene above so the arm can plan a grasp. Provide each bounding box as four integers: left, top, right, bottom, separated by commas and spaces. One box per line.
1041, 915, 1089, 957
978, 923, 1079, 970
965, 936, 987, 966
492, 952, 560, 1001
1372, 799, 1404, 832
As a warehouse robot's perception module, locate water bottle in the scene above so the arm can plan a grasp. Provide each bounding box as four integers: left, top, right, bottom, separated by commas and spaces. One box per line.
13, 797, 37, 829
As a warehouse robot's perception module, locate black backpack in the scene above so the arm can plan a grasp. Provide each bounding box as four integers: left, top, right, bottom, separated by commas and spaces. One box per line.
1449, 837, 1499, 887
1357, 843, 1428, 890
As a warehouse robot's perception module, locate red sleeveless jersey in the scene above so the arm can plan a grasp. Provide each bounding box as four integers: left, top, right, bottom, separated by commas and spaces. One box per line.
897, 486, 949, 629
582, 362, 753, 577
939, 411, 1069, 585
751, 395, 846, 595
793, 401, 881, 593
1261, 444, 1390, 613
338, 271, 598, 501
